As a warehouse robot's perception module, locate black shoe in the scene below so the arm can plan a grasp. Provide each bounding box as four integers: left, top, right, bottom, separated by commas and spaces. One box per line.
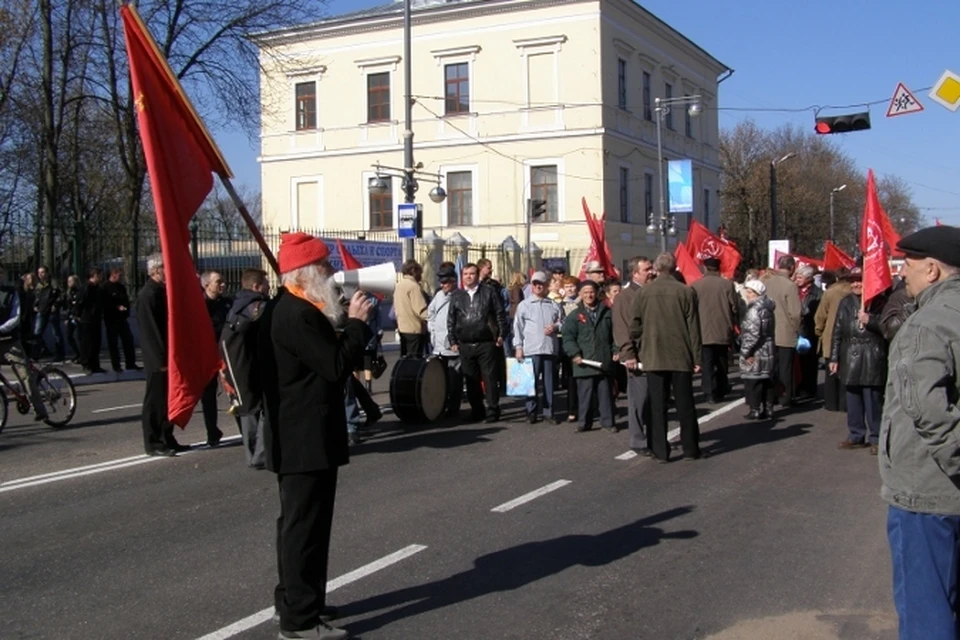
632, 447, 653, 458
206, 429, 224, 447
683, 451, 709, 461
484, 413, 500, 424
147, 448, 176, 457
468, 411, 486, 423
348, 432, 364, 447
744, 409, 761, 420
166, 442, 191, 453
364, 409, 383, 428
526, 414, 538, 424
575, 425, 591, 432
545, 416, 561, 425
113, 367, 123, 373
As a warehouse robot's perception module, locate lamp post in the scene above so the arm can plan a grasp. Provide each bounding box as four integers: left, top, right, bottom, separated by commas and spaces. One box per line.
829, 183, 847, 242
646, 212, 677, 252
654, 94, 700, 253
769, 152, 797, 241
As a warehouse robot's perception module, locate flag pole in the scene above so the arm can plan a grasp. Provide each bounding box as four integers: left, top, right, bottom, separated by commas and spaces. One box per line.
218, 176, 281, 278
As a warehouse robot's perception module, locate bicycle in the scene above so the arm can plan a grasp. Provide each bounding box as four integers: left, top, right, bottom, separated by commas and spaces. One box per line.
0, 352, 77, 434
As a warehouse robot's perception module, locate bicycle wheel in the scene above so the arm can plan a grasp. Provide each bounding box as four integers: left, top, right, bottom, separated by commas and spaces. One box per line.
36, 366, 77, 428
0, 387, 8, 435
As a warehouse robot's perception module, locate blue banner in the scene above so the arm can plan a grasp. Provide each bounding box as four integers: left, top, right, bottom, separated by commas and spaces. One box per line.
668, 159, 694, 214
322, 238, 403, 272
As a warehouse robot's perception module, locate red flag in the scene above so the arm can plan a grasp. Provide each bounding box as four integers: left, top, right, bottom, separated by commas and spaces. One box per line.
823, 241, 856, 271
860, 169, 893, 305
578, 198, 617, 280
674, 242, 702, 283
936, 218, 943, 226
774, 250, 822, 271
335, 238, 364, 271
121, 5, 228, 427
686, 219, 741, 278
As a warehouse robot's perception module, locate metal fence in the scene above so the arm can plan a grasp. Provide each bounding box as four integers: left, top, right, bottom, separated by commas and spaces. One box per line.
1, 224, 585, 295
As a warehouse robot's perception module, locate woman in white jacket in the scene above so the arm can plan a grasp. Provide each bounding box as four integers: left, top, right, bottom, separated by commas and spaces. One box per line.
427, 264, 461, 414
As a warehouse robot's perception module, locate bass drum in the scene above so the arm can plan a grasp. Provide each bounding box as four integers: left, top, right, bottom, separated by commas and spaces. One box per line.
389, 356, 448, 425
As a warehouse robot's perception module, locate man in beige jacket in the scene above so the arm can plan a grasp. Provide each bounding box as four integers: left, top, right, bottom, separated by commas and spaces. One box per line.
814, 269, 851, 411
762, 255, 801, 406
394, 259, 428, 357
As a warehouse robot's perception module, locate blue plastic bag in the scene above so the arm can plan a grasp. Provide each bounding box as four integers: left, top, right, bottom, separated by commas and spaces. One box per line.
506, 357, 536, 397
796, 336, 812, 354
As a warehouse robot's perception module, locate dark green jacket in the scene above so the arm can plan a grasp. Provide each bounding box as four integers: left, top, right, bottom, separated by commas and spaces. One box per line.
562, 302, 615, 378
629, 275, 702, 371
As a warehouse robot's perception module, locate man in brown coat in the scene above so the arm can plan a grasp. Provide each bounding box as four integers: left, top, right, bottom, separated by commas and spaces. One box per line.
612, 256, 654, 453
762, 255, 801, 406
691, 257, 740, 403
629, 252, 703, 462
814, 270, 851, 411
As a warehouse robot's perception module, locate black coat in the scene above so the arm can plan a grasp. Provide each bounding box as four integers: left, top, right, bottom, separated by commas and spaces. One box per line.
102, 280, 131, 322
880, 279, 914, 341
205, 294, 233, 341
136, 279, 167, 373
34, 282, 60, 315
830, 293, 887, 388
77, 281, 102, 324
447, 285, 509, 346
259, 291, 371, 474
799, 284, 822, 341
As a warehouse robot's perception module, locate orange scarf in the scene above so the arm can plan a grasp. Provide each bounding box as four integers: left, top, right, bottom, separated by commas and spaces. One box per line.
285, 283, 326, 312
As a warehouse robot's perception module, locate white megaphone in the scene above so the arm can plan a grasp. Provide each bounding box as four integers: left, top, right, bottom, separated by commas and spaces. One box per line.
333, 262, 397, 297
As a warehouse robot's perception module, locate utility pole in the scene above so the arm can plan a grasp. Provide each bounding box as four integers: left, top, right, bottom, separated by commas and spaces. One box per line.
401, 0, 415, 263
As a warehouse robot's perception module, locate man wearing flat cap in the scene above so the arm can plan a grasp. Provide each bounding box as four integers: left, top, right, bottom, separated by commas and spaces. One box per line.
259, 232, 373, 640
879, 225, 960, 638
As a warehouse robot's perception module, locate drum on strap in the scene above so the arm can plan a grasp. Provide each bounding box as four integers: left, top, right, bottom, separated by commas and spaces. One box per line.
389, 356, 448, 425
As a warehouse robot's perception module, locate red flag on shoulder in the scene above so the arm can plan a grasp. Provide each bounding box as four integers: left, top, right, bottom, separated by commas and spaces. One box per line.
578, 198, 618, 280
121, 5, 227, 427
674, 242, 703, 283
860, 169, 893, 305
686, 220, 741, 278
823, 241, 856, 271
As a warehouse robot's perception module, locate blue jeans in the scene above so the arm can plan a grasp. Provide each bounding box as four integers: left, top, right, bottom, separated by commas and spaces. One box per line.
846, 385, 883, 444
525, 355, 556, 418
344, 379, 361, 434
888, 505, 960, 639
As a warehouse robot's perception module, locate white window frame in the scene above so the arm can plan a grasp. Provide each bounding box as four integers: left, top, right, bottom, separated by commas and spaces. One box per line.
289, 176, 324, 230
523, 157, 566, 223
361, 170, 399, 232
286, 68, 325, 148
439, 164, 479, 227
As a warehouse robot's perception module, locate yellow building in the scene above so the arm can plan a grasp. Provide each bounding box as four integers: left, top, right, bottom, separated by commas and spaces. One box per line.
255, 0, 731, 276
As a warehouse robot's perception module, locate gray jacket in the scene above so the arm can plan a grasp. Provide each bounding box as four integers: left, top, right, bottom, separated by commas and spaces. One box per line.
426, 290, 456, 356
513, 295, 563, 356
880, 275, 960, 515
739, 295, 776, 380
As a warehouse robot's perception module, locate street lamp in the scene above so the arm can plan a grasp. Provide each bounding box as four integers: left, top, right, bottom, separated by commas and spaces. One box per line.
829, 184, 846, 242
654, 94, 700, 253
770, 151, 797, 241
646, 213, 677, 252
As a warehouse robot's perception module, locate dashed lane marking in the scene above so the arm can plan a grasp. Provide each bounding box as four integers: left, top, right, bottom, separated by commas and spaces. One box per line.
491, 480, 572, 513
616, 397, 746, 459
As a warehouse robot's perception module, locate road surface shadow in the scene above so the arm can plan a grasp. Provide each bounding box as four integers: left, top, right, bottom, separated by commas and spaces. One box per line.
340, 506, 698, 635
702, 419, 813, 457
353, 426, 506, 455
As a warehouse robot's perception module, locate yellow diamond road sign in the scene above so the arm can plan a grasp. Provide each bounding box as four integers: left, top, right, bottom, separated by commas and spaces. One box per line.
930, 70, 960, 112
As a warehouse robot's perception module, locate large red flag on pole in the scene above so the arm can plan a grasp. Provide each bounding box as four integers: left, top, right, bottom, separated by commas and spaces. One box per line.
578, 198, 618, 280
860, 169, 893, 305
823, 241, 856, 271
335, 239, 364, 271
686, 219, 741, 278
121, 5, 228, 427
674, 242, 703, 283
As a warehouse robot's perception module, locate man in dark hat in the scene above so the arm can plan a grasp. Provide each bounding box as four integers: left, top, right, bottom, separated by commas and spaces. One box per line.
690, 256, 739, 403
879, 225, 960, 638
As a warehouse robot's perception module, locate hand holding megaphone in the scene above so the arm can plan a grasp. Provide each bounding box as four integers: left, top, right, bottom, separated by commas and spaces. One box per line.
347, 290, 374, 322
333, 262, 397, 297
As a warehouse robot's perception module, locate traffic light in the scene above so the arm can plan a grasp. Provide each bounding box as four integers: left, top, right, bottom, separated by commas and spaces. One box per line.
814, 111, 871, 134
528, 198, 547, 220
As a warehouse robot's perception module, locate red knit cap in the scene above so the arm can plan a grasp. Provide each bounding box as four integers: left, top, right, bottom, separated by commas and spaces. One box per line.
278, 232, 330, 274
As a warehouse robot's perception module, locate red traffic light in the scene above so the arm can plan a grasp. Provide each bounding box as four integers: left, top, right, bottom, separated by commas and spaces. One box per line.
815, 121, 832, 134
815, 112, 871, 135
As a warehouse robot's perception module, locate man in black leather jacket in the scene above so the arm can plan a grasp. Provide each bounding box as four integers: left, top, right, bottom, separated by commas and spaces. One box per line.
880, 277, 914, 341
447, 263, 509, 422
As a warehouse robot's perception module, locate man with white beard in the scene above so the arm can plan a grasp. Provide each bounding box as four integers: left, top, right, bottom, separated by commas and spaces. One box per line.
259, 232, 373, 640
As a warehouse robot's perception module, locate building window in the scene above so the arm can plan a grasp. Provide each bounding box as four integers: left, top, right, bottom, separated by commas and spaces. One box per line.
664, 83, 673, 130
367, 72, 390, 123
445, 62, 470, 115
446, 171, 473, 226
685, 95, 693, 138
619, 167, 630, 222
530, 165, 558, 222
704, 188, 711, 230
644, 173, 654, 224
617, 59, 627, 110
642, 72, 652, 121
368, 177, 393, 230
295, 81, 317, 131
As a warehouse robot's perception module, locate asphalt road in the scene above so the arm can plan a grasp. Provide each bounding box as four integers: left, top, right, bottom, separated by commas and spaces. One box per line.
0, 368, 897, 640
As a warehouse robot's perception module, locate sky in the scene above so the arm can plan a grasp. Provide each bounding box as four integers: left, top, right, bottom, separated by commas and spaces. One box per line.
213, 0, 960, 225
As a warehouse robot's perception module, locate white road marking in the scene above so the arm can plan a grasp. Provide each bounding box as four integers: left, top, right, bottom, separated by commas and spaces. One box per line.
91, 403, 142, 414
617, 397, 747, 459
0, 435, 242, 494
194, 544, 428, 640
491, 480, 572, 513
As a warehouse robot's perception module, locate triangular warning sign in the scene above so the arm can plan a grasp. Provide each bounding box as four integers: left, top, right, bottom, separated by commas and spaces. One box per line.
887, 82, 924, 117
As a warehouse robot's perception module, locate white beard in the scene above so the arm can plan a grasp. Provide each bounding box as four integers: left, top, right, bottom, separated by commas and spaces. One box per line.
283, 264, 345, 326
